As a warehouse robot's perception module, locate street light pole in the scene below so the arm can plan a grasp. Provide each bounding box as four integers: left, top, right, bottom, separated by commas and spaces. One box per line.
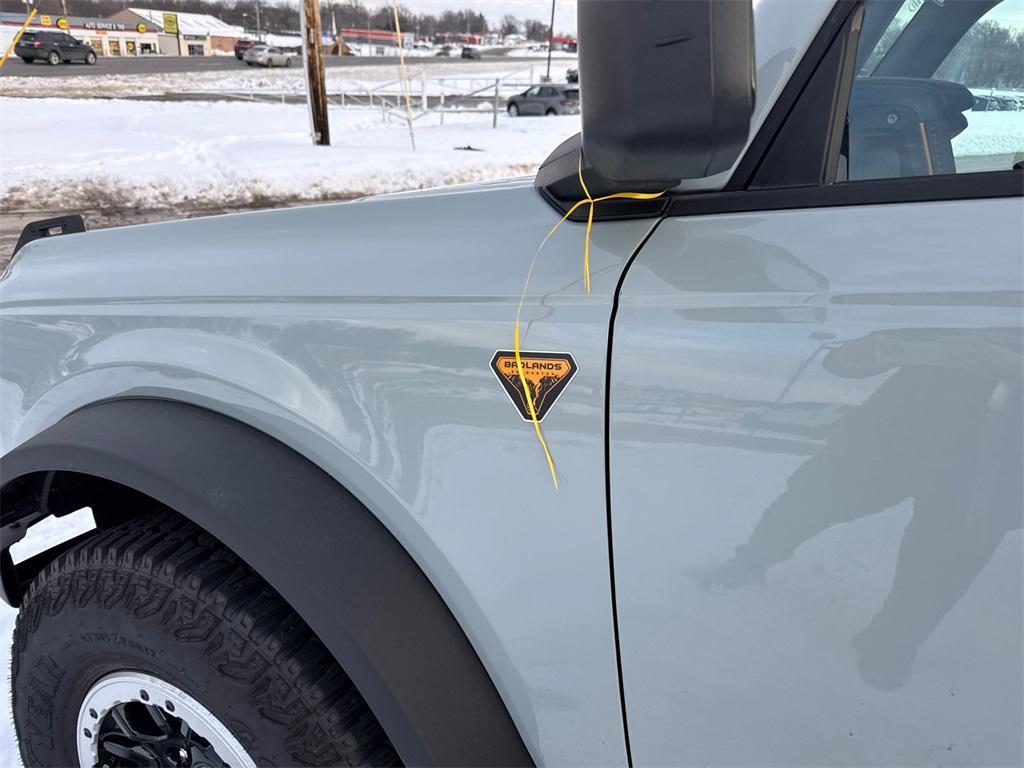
545, 0, 555, 82
255, 0, 261, 41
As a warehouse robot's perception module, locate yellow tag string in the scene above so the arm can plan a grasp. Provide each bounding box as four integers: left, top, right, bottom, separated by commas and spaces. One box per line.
544, 155, 667, 293
514, 320, 559, 488
516, 154, 668, 489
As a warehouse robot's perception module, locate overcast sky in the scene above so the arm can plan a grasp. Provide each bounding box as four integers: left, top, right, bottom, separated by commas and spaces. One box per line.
398, 0, 578, 34
376, 0, 1024, 36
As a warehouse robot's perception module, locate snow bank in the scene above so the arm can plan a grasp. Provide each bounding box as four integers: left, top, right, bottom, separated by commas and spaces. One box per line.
0, 97, 580, 210
1, 99, 1015, 214
0, 60, 570, 98
506, 47, 579, 59
952, 111, 1024, 159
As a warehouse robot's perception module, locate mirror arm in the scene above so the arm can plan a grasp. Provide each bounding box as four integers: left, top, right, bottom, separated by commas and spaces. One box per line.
534, 134, 676, 221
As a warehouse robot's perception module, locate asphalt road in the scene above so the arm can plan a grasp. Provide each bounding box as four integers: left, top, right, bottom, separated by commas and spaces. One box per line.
0, 54, 557, 78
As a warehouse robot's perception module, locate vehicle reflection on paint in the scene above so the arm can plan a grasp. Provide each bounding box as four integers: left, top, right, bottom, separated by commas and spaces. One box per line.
700, 327, 1022, 690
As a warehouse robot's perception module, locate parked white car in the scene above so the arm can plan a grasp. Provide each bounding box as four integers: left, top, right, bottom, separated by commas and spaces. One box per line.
243, 44, 293, 67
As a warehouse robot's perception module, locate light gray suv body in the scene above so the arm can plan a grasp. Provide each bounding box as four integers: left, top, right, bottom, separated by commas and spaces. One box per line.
1, 1, 1021, 767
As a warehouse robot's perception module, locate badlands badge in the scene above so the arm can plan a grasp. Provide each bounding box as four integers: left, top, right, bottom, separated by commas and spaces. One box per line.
491, 350, 578, 421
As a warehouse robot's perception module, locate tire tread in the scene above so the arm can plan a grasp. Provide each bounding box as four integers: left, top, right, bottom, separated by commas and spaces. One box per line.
13, 513, 400, 768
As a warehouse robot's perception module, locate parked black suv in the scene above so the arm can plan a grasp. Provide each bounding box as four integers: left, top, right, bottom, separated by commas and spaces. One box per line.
15, 31, 97, 65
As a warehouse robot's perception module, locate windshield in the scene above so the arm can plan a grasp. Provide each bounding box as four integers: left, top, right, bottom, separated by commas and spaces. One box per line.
860, 0, 923, 74
861, 0, 1023, 75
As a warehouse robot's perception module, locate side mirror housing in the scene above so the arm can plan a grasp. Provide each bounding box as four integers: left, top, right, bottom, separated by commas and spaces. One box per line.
578, 0, 755, 185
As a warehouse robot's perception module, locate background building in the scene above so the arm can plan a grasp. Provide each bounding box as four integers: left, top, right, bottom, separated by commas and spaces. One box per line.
0, 11, 161, 56
107, 8, 246, 56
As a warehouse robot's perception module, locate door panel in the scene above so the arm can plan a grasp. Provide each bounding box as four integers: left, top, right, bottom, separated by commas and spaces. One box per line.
609, 198, 1022, 765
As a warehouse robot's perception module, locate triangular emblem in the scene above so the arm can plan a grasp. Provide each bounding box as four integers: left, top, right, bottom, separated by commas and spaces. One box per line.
490, 350, 578, 421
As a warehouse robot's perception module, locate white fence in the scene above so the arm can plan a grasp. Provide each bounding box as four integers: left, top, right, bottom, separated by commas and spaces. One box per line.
212, 63, 574, 127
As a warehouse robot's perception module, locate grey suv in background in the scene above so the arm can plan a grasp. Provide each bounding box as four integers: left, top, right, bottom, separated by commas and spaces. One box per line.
15, 31, 96, 65
507, 84, 580, 116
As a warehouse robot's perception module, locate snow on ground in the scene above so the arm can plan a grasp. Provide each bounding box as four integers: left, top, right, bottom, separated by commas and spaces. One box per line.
1, 509, 97, 768
2, 100, 1017, 214
0, 97, 581, 210
0, 58, 576, 98
951, 110, 1024, 159
504, 47, 579, 58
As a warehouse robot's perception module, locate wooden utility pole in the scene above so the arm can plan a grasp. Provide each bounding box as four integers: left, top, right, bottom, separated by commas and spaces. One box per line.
300, 0, 330, 145
544, 0, 556, 82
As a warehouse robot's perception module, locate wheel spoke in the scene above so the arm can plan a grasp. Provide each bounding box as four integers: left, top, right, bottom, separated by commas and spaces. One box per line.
127, 743, 161, 768
145, 703, 172, 736
100, 736, 162, 767
109, 706, 138, 740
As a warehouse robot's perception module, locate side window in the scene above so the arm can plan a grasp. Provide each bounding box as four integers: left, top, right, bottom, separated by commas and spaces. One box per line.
525, 86, 542, 97
844, 0, 1023, 181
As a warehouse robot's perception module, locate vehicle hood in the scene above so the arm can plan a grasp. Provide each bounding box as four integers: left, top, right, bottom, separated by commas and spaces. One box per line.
0, 178, 657, 307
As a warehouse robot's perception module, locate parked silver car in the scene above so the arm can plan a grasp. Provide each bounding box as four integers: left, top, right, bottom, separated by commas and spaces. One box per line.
243, 44, 292, 67
506, 84, 580, 116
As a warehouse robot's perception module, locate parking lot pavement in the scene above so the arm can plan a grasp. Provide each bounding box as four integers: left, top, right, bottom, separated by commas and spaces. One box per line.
0, 54, 547, 78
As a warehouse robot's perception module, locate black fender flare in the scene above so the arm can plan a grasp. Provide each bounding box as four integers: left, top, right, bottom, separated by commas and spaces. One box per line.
0, 398, 533, 767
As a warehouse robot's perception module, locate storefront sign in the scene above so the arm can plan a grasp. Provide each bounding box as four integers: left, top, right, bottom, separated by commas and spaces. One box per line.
162, 13, 178, 35
84, 21, 127, 31
56, 17, 68, 30
39, 15, 52, 26
136, 23, 147, 33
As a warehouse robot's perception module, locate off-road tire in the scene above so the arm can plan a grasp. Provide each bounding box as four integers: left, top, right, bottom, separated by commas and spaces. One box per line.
47, 50, 60, 65
12, 513, 400, 768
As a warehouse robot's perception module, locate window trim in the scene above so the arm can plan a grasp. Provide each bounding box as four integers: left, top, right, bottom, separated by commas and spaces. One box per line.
727, 0, 862, 190
666, 169, 1022, 218
675, 0, 1022, 214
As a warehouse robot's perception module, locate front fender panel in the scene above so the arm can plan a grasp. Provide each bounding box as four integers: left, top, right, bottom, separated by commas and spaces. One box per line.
0, 182, 660, 765
0, 398, 532, 767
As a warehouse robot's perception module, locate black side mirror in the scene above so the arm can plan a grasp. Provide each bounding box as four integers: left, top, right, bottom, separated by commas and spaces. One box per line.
578, 0, 755, 185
